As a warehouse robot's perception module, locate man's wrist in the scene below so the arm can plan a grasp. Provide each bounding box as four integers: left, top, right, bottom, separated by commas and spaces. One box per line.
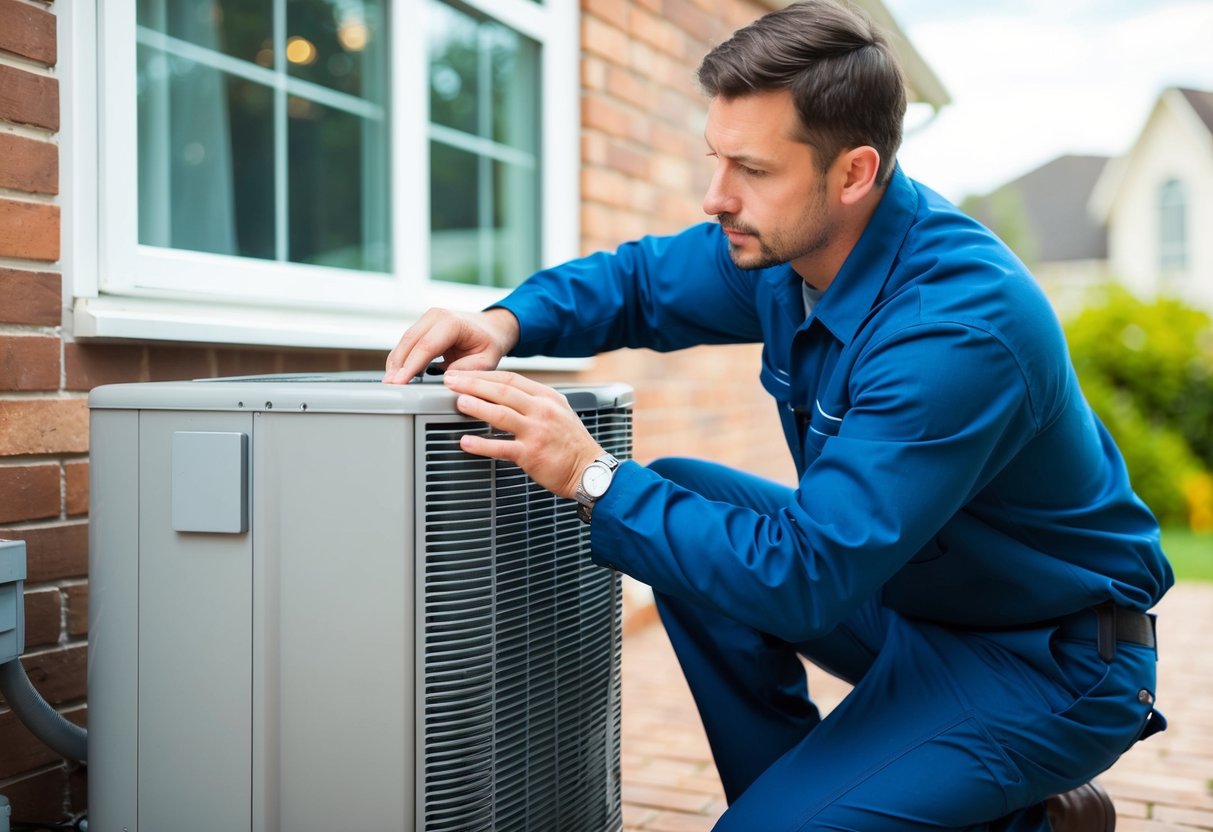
483, 306, 521, 356
574, 453, 620, 524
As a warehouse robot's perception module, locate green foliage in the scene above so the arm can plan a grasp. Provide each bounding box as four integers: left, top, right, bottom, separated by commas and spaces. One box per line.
1159, 527, 1213, 583
1064, 285, 1213, 527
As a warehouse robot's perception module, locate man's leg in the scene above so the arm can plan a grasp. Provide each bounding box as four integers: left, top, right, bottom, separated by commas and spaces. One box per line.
642, 458, 1154, 830
646, 457, 888, 801
714, 618, 1156, 831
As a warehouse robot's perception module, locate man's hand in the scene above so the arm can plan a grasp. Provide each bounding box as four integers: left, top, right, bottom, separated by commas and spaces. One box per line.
443, 370, 606, 499
383, 307, 521, 384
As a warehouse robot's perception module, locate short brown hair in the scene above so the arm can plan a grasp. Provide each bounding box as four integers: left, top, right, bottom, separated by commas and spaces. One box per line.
698, 0, 907, 186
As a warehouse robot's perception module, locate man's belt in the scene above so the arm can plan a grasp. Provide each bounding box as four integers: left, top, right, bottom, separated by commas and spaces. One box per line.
1053, 602, 1156, 662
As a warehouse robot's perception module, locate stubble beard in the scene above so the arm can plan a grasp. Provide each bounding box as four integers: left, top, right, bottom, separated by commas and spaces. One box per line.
720, 182, 833, 271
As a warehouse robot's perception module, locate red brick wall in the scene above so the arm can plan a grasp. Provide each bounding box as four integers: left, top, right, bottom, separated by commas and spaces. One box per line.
0, 0, 84, 817
574, 0, 795, 485
0, 0, 793, 819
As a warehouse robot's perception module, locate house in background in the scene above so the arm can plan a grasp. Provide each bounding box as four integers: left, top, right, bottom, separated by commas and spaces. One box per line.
1091, 87, 1213, 314
969, 86, 1213, 317
0, 0, 947, 820
963, 154, 1111, 315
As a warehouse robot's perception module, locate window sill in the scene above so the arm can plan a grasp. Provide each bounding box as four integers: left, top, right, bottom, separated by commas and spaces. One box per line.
70, 294, 592, 372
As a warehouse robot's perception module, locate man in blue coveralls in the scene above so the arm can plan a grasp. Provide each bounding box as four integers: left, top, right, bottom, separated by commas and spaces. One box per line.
385, 1, 1172, 828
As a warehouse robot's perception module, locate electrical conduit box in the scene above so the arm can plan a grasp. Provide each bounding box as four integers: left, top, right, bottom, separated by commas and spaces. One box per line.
0, 539, 26, 666
87, 373, 632, 832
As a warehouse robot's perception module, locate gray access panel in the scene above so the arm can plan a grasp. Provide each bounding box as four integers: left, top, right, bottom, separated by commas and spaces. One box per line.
171, 431, 249, 533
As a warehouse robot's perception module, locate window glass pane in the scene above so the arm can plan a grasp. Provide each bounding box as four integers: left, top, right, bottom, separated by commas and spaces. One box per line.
137, 47, 275, 260
428, 1, 480, 136
492, 159, 539, 287
1158, 178, 1187, 271
138, 0, 271, 66
430, 141, 481, 285
135, 0, 391, 275
428, 0, 540, 289
429, 142, 538, 288
289, 96, 390, 271
286, 0, 385, 99
487, 25, 536, 149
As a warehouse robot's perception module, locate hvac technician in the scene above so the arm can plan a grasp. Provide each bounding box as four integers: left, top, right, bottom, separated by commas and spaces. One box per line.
385, 1, 1172, 829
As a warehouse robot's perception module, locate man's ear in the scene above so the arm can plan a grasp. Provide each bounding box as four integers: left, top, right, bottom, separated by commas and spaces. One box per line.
835, 146, 880, 206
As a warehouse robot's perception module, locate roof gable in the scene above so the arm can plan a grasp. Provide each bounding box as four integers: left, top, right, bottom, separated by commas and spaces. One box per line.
1178, 87, 1213, 135
966, 154, 1110, 263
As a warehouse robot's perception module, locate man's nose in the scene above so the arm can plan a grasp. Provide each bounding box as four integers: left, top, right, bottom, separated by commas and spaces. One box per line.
702, 169, 739, 217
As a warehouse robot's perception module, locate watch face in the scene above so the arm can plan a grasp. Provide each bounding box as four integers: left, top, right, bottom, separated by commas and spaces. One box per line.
582, 462, 613, 498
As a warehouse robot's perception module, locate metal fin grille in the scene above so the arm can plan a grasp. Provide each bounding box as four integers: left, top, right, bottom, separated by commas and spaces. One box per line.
420, 404, 631, 831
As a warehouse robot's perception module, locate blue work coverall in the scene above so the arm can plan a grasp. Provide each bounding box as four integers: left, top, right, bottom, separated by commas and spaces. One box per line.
494, 166, 1173, 830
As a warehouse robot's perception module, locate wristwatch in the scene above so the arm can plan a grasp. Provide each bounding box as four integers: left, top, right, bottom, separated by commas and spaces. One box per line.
574, 453, 620, 524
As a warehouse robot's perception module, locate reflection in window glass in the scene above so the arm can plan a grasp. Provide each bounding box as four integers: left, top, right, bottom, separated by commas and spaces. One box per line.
136, 0, 389, 273
287, 0, 384, 98
289, 97, 389, 271
137, 0, 271, 66
428, 0, 539, 288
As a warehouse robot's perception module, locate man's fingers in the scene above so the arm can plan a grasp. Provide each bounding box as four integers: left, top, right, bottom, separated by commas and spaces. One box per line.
444, 371, 550, 418
458, 432, 521, 463
445, 370, 566, 407
453, 392, 525, 436
384, 310, 467, 384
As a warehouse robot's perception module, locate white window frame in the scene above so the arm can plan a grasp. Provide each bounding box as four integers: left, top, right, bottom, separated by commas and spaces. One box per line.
58, 0, 581, 352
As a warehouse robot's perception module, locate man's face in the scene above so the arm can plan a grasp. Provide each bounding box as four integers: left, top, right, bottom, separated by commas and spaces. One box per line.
702, 91, 836, 273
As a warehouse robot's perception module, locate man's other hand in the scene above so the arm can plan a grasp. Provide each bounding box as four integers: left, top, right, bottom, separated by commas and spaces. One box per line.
383, 307, 520, 384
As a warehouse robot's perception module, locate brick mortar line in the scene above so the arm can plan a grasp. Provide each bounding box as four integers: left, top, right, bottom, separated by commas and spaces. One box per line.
0, 453, 87, 466
0, 324, 60, 335
0, 518, 88, 533
9, 640, 86, 661
0, 122, 57, 142
0, 761, 74, 793
0, 390, 87, 399
0, 51, 56, 77
0, 187, 57, 205
0, 255, 62, 272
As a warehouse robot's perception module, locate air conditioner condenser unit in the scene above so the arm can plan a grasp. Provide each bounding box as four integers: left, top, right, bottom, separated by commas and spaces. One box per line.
87, 373, 631, 832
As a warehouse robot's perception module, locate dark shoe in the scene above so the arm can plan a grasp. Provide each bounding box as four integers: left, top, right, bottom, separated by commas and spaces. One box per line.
1045, 781, 1115, 831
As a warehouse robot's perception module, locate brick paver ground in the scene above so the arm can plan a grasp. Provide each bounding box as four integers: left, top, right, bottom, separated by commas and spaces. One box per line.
620, 582, 1213, 831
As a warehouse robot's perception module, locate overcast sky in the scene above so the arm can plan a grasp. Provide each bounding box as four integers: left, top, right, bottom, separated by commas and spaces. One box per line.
883, 0, 1213, 202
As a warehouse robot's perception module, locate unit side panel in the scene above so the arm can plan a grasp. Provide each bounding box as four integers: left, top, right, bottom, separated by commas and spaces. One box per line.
137, 410, 255, 832
252, 412, 413, 832
87, 410, 142, 831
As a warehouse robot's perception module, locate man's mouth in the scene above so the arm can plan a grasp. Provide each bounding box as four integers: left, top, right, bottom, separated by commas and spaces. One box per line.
720, 223, 757, 243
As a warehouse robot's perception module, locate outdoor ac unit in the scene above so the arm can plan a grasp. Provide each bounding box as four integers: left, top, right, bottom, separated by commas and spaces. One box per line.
87, 373, 630, 832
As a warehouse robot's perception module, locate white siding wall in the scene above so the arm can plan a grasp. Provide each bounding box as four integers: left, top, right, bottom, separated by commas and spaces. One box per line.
1106, 96, 1213, 311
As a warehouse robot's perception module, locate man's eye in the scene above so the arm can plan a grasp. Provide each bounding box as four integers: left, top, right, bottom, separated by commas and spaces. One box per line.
739, 165, 764, 177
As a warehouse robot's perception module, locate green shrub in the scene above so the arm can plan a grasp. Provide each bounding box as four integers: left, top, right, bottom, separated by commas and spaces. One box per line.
1064, 285, 1213, 528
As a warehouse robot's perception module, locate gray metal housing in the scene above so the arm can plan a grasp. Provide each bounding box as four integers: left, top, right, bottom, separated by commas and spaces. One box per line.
88, 373, 631, 832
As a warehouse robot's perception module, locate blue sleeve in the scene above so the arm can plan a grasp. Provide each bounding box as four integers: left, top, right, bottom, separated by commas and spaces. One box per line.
493, 223, 764, 356
588, 323, 1038, 642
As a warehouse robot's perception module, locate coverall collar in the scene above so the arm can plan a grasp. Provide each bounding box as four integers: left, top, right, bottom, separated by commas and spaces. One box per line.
803, 164, 919, 346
